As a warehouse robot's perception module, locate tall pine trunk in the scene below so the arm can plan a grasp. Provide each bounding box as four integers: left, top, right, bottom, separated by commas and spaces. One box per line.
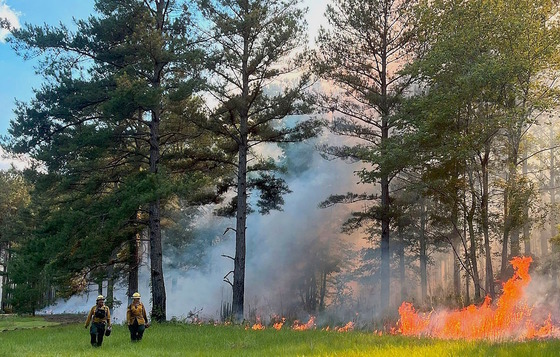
482, 144, 495, 298
149, 109, 166, 321
380, 174, 391, 311
232, 142, 248, 320
501, 180, 511, 277
148, 0, 168, 322
127, 231, 140, 304
398, 225, 406, 303
106, 273, 115, 310
550, 138, 558, 289
522, 152, 531, 254
452, 214, 461, 298
379, 27, 391, 311
231, 9, 252, 320
0, 244, 10, 312
419, 198, 428, 305
467, 169, 482, 301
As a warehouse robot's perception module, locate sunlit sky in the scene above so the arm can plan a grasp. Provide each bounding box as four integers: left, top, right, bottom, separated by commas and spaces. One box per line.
0, 0, 327, 138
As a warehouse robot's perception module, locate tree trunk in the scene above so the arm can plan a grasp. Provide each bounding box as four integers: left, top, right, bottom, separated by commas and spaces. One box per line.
451, 204, 461, 297
149, 197, 166, 321
511, 229, 520, 257
380, 174, 391, 311
127, 231, 140, 305
149, 110, 166, 321
319, 270, 327, 312
379, 14, 392, 313
0, 243, 10, 312
465, 268, 470, 306
148, 1, 168, 322
232, 142, 248, 321
398, 225, 406, 303
502, 163, 521, 275
522, 153, 531, 255
482, 144, 495, 298
232, 8, 251, 321
419, 198, 427, 305
106, 272, 114, 311
501, 183, 511, 276
467, 170, 482, 301
550, 137, 557, 289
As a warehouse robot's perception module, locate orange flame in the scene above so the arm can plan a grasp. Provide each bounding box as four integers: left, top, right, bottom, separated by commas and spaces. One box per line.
273, 317, 286, 330
292, 316, 316, 331
396, 256, 558, 340
334, 321, 355, 332
249, 316, 265, 330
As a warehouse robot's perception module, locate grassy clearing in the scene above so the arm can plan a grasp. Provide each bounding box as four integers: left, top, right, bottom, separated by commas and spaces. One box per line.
1, 322, 560, 356
0, 315, 60, 331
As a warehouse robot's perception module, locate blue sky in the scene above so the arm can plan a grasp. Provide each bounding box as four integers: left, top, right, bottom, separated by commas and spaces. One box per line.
0, 0, 326, 140
0, 0, 95, 137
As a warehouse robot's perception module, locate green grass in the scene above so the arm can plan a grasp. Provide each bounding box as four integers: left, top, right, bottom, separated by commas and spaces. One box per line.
0, 315, 60, 331
1, 322, 560, 356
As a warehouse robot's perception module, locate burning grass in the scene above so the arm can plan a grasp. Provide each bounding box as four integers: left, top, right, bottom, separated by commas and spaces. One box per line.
396, 256, 559, 341
1, 321, 560, 356
3, 255, 560, 355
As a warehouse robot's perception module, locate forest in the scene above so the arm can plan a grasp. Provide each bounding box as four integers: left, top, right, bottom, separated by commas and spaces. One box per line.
1, 0, 560, 328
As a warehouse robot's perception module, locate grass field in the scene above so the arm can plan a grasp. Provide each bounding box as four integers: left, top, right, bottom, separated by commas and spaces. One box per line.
0, 315, 61, 332
1, 320, 560, 356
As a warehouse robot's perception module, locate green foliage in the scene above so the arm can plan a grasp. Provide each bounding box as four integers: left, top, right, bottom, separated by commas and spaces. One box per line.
0, 169, 32, 242
3, 0, 221, 315
400, 0, 560, 227
313, 0, 416, 298
196, 0, 321, 212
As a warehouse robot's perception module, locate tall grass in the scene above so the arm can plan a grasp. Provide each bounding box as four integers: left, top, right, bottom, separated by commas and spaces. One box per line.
1, 322, 559, 356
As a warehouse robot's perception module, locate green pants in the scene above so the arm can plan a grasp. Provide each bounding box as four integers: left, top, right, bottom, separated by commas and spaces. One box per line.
90, 322, 106, 346
129, 319, 145, 341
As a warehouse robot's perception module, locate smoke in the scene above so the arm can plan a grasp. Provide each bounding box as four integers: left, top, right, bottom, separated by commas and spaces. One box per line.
39, 130, 367, 324
523, 271, 560, 328
161, 131, 365, 321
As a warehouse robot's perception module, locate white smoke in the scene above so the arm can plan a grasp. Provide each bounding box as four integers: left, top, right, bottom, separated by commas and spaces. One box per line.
39, 131, 367, 323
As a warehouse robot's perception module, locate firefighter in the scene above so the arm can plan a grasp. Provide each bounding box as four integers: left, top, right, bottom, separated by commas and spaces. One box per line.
126, 292, 150, 341
84, 295, 111, 347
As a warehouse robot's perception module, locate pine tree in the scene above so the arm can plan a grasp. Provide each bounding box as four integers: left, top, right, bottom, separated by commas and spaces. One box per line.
314, 0, 416, 314
195, 0, 320, 320
5, 0, 212, 321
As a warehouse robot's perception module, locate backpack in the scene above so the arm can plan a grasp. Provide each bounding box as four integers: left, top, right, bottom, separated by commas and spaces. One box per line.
94, 306, 107, 319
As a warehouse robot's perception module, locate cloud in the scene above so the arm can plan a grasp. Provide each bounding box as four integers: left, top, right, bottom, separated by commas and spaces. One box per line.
0, 147, 30, 170
0, 0, 20, 43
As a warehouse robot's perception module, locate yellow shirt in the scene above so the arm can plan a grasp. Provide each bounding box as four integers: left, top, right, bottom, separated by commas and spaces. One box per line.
127, 302, 148, 325
84, 305, 111, 327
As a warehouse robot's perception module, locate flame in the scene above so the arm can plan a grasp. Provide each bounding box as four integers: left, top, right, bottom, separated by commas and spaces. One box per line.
396, 256, 558, 340
248, 317, 265, 330
251, 322, 265, 330
273, 317, 286, 330
334, 321, 354, 332
292, 316, 316, 331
